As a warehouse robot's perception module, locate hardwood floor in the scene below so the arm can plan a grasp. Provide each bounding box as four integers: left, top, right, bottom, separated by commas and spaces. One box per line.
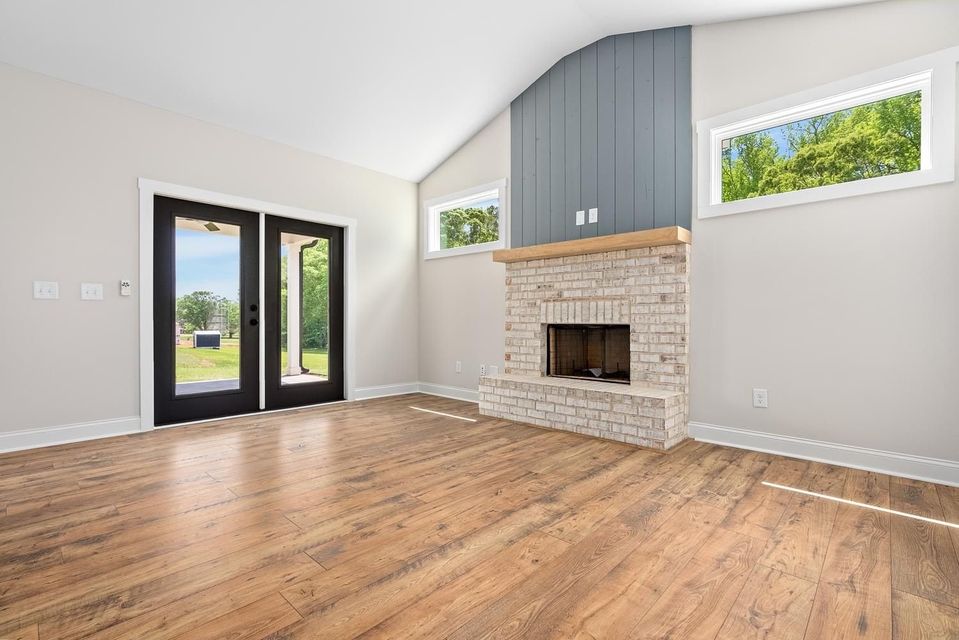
0, 393, 956, 639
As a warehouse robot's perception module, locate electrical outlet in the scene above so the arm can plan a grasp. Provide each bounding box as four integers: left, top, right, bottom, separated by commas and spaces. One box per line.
480, 364, 487, 376
455, 360, 462, 373
575, 210, 585, 225
119, 279, 132, 296
752, 388, 768, 408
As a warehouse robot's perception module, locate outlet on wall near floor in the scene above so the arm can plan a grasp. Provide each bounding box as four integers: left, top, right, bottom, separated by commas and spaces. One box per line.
752, 388, 769, 408
455, 360, 462, 373
480, 364, 487, 376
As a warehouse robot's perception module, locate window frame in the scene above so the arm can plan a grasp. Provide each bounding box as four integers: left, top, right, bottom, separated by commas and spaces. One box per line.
697, 47, 958, 220
422, 179, 507, 260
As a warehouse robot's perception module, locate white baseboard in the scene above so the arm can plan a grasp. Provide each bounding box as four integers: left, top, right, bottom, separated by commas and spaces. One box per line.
689, 421, 959, 487
354, 382, 479, 403
417, 382, 480, 403
0, 416, 141, 454
354, 382, 421, 400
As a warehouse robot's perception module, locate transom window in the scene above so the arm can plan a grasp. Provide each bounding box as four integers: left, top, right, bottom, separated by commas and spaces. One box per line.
698, 48, 957, 218
424, 179, 507, 259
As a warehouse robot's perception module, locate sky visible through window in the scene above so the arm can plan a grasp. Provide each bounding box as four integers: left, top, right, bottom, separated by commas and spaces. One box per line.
175, 228, 240, 301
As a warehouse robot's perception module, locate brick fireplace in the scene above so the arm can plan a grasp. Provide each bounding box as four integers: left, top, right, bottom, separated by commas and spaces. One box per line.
478, 227, 691, 450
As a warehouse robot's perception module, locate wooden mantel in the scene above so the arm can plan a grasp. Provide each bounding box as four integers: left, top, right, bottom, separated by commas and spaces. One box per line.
492, 226, 690, 263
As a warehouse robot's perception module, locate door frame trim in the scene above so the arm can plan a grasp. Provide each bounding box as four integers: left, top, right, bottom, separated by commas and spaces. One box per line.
138, 178, 358, 431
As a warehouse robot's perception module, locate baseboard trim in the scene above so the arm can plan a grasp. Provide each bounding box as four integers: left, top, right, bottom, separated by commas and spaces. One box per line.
0, 417, 141, 454
354, 382, 479, 403
417, 382, 480, 403
689, 421, 959, 487
354, 383, 421, 400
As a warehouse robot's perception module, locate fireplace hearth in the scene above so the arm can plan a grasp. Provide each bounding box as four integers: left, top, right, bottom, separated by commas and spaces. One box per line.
547, 324, 630, 383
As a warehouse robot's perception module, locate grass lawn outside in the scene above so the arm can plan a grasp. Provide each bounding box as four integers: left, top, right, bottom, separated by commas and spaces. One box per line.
176, 336, 328, 382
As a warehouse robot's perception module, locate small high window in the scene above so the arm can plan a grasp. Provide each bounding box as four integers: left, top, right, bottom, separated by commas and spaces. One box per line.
698, 48, 957, 218
423, 179, 507, 259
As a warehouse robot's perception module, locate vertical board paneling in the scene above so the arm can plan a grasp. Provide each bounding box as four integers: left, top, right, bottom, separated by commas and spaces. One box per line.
565, 51, 582, 241
534, 75, 551, 245
508, 26, 690, 247
673, 26, 693, 230
521, 86, 536, 245
614, 34, 634, 235
633, 30, 655, 231
579, 43, 598, 239
549, 62, 566, 243
510, 97, 524, 247
596, 36, 616, 237
653, 28, 677, 229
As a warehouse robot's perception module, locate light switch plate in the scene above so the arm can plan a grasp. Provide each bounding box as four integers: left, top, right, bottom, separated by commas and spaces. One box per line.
81, 282, 104, 300
33, 281, 59, 300
588, 207, 598, 223
575, 210, 585, 225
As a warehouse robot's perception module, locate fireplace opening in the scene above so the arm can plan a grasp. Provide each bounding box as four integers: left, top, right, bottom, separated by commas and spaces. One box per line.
546, 324, 630, 384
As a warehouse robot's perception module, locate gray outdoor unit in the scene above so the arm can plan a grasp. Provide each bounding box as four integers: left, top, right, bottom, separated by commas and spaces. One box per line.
193, 330, 221, 349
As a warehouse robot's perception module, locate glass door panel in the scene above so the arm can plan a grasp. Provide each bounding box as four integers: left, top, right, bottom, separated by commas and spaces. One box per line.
174, 216, 243, 396
279, 233, 329, 386
265, 215, 343, 409
153, 196, 260, 426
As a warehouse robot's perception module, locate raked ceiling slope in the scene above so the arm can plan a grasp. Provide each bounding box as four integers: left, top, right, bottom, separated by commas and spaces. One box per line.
0, 0, 877, 181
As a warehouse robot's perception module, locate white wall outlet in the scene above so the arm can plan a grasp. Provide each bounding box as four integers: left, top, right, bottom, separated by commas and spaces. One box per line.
752, 388, 769, 408
33, 281, 59, 300
480, 364, 487, 376
119, 279, 132, 296
455, 360, 462, 373
489, 365, 499, 376
80, 282, 104, 300
588, 207, 598, 223
575, 210, 585, 225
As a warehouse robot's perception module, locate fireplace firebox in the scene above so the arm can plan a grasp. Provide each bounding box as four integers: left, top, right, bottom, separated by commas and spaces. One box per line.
546, 324, 630, 384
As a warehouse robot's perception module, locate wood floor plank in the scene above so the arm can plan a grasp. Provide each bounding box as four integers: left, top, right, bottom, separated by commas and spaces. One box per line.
890, 477, 959, 609
169, 593, 301, 640
355, 530, 571, 639
0, 624, 38, 640
626, 526, 764, 639
891, 589, 959, 640
715, 564, 817, 640
0, 394, 955, 638
804, 469, 892, 639
720, 457, 809, 540
80, 553, 323, 640
758, 462, 848, 581
527, 500, 727, 640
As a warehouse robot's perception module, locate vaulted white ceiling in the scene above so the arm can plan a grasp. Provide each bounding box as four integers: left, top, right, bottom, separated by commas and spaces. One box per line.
0, 0, 876, 181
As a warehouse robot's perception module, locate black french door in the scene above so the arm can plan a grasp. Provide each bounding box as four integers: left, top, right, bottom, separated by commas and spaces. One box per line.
153, 198, 344, 426
153, 196, 260, 425
264, 214, 344, 408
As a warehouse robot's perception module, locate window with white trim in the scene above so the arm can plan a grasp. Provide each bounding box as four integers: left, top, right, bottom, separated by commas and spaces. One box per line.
424, 179, 507, 259
697, 47, 957, 219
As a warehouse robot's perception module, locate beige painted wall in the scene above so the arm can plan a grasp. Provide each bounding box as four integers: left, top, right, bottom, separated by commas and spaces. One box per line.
417, 110, 509, 393
0, 63, 419, 433
418, 0, 959, 460
689, 0, 959, 461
